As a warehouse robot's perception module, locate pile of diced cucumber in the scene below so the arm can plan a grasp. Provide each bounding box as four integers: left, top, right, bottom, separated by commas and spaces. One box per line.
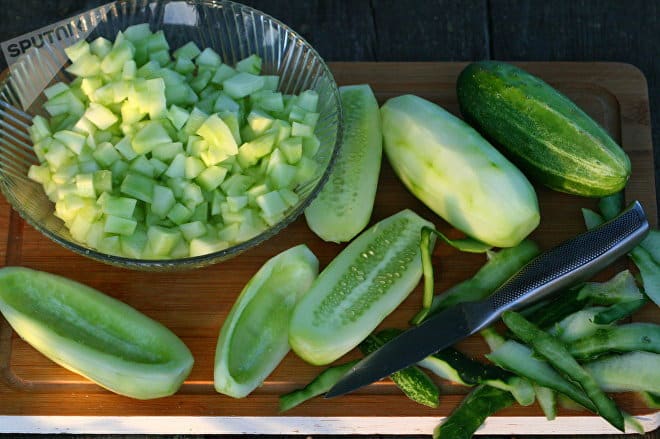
27, 24, 323, 259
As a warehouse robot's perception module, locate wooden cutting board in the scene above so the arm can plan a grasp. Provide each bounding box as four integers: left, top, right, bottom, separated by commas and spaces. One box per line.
0, 62, 657, 435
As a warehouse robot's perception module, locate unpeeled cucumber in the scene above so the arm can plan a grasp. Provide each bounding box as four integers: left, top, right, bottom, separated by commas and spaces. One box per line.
304, 84, 382, 243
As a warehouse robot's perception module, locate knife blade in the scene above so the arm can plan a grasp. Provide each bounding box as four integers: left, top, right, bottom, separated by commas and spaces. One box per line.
326, 201, 649, 399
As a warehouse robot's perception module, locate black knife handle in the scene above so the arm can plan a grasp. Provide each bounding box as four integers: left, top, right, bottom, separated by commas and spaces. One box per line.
479, 201, 649, 328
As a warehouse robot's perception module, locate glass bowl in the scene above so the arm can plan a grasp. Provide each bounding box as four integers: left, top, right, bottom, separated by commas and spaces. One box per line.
0, 0, 342, 271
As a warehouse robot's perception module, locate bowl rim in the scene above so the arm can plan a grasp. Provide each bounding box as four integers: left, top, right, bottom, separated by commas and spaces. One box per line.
0, 0, 344, 270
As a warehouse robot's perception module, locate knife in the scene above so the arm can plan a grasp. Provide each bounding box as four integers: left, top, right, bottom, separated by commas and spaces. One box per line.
325, 201, 650, 398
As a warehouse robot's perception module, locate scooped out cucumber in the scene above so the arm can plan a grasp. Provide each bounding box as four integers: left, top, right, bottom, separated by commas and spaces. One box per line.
214, 245, 318, 398
304, 84, 382, 242
456, 61, 631, 197
380, 94, 540, 248
289, 209, 434, 365
0, 266, 193, 399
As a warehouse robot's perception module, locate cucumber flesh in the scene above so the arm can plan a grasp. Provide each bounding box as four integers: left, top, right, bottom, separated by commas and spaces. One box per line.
289, 209, 434, 365
214, 245, 318, 398
304, 84, 382, 243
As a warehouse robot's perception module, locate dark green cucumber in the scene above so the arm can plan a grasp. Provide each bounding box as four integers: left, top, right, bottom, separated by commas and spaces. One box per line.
360, 329, 439, 408
457, 61, 631, 197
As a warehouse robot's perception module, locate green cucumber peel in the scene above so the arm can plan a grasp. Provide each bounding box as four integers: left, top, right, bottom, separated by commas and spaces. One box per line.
278, 359, 360, 412
414, 226, 491, 324
502, 311, 625, 431
0, 267, 193, 399
361, 329, 439, 408
214, 244, 319, 398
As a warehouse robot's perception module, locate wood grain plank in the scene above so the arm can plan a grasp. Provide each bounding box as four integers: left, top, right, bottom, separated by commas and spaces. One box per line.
488, 0, 660, 217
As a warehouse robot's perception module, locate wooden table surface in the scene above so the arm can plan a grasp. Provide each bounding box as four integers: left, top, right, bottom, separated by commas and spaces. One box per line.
0, 1, 658, 438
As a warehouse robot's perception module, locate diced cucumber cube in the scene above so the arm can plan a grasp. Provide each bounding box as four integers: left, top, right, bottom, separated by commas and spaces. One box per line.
246, 183, 269, 207
261, 75, 280, 91
85, 220, 106, 249
165, 153, 186, 178
288, 104, 308, 123
152, 141, 184, 162
302, 134, 321, 157
72, 117, 96, 136
250, 90, 284, 113
196, 47, 222, 67
295, 156, 319, 184
296, 90, 319, 112
180, 220, 206, 241
84, 103, 118, 130
64, 39, 90, 62
28, 164, 51, 184
195, 165, 228, 191
101, 195, 137, 218
124, 23, 152, 43
303, 111, 320, 129
268, 161, 297, 190
120, 227, 148, 258
237, 133, 276, 168
247, 109, 274, 135
101, 41, 135, 75
174, 56, 195, 75
218, 222, 240, 242
182, 182, 204, 209
196, 114, 239, 164
211, 64, 237, 85
190, 69, 213, 93
129, 155, 155, 177
120, 173, 155, 203
110, 160, 130, 184
149, 49, 171, 66
146, 225, 181, 256
237, 215, 268, 241
280, 188, 300, 207
220, 173, 254, 196
191, 201, 209, 222
219, 111, 242, 145
182, 107, 209, 139
278, 136, 303, 164
226, 195, 248, 212
28, 115, 52, 143
223, 73, 265, 99
236, 54, 262, 74
291, 121, 314, 138
44, 82, 70, 100
70, 206, 99, 242
99, 235, 121, 255
213, 92, 240, 114
211, 190, 226, 216
122, 59, 137, 79
75, 173, 96, 198
151, 184, 176, 218
146, 31, 170, 52
66, 53, 101, 78
189, 235, 229, 257
167, 105, 190, 130
93, 170, 113, 194
166, 203, 193, 225
173, 41, 201, 60
132, 78, 167, 120
184, 156, 205, 179
53, 130, 86, 155
114, 135, 137, 160
149, 158, 168, 177
121, 101, 146, 125
132, 121, 172, 154
256, 190, 288, 218
92, 141, 121, 167
104, 215, 137, 236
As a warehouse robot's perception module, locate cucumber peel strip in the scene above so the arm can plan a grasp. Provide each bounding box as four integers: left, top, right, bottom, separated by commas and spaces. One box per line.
414, 226, 491, 323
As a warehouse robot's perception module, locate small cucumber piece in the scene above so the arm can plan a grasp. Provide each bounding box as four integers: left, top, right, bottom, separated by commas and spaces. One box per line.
361, 329, 439, 408
0, 267, 193, 399
305, 84, 383, 243
456, 61, 631, 197
381, 94, 540, 248
214, 245, 319, 398
289, 209, 434, 365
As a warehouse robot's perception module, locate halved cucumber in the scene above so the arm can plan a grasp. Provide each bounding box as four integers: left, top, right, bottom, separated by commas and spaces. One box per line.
304, 84, 382, 243
214, 244, 318, 398
0, 267, 193, 399
289, 209, 434, 365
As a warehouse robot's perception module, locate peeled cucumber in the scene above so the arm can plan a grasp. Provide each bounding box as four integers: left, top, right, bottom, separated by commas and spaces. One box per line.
0, 267, 193, 399
380, 94, 540, 248
304, 84, 382, 242
289, 209, 434, 365
214, 245, 318, 398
